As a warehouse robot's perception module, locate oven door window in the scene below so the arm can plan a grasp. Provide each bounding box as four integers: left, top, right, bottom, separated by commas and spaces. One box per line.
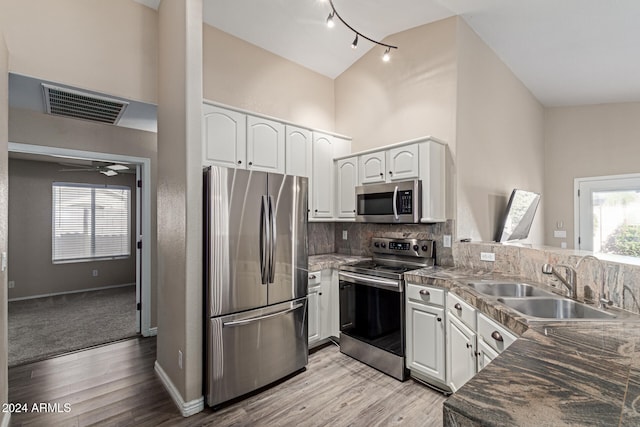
339, 281, 403, 356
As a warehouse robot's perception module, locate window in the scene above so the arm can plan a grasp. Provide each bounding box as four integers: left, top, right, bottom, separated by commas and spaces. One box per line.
52, 183, 131, 263
576, 174, 640, 257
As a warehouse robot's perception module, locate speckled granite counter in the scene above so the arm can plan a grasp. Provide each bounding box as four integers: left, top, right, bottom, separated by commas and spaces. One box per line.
308, 254, 369, 271
405, 266, 640, 427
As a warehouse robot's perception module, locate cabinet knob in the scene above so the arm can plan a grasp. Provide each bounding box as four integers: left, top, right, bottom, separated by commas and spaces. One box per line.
454, 303, 462, 311
379, 173, 383, 177
248, 161, 253, 166
491, 331, 504, 342
419, 289, 430, 296
353, 209, 356, 213
237, 160, 242, 165
466, 343, 472, 349
389, 171, 393, 175
319, 292, 323, 296
309, 275, 316, 280
436, 317, 442, 322
314, 209, 318, 213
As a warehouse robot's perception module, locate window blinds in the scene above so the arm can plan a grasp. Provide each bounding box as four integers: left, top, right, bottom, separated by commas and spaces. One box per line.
52, 183, 131, 263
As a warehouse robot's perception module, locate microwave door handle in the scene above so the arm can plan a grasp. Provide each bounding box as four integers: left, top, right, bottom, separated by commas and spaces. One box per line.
260, 195, 269, 285
392, 185, 399, 220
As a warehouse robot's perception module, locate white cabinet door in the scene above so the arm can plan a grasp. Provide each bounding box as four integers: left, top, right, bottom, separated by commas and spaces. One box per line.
446, 314, 477, 392
359, 152, 386, 184
477, 339, 499, 372
202, 104, 246, 168
312, 132, 334, 218
406, 301, 446, 383
336, 157, 358, 218
308, 285, 321, 345
246, 115, 285, 173
388, 143, 419, 181
285, 125, 312, 177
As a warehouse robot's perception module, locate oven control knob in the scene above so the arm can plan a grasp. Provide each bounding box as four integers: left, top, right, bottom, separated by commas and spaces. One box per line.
374, 242, 380, 248
381, 243, 386, 248
413, 245, 419, 252
421, 245, 429, 252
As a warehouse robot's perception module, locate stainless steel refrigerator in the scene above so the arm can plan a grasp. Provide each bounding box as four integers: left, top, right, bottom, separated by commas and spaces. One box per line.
203, 166, 308, 408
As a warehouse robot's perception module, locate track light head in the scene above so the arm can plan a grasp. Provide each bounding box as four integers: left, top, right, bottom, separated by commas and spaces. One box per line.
382, 48, 391, 62
351, 34, 358, 49
326, 12, 335, 28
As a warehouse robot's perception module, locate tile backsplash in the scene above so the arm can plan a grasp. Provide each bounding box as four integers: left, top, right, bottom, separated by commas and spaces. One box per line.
309, 220, 455, 266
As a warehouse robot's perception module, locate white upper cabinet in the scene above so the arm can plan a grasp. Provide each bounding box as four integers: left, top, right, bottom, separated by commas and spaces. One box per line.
202, 104, 246, 168
335, 157, 358, 218
359, 152, 386, 184
387, 143, 419, 181
246, 115, 285, 174
311, 132, 334, 218
285, 125, 312, 178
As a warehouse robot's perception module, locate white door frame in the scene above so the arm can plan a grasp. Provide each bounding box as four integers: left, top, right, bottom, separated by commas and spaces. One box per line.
8, 142, 153, 337
574, 173, 640, 251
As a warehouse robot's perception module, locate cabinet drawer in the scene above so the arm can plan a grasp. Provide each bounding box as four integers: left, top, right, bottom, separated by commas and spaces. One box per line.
308, 271, 322, 286
447, 292, 476, 330
407, 283, 445, 307
477, 313, 517, 353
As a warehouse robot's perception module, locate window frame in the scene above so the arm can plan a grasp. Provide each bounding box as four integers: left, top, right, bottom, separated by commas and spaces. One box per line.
52, 181, 132, 264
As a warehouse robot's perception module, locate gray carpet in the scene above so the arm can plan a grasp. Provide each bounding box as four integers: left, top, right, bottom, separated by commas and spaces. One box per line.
8, 285, 138, 367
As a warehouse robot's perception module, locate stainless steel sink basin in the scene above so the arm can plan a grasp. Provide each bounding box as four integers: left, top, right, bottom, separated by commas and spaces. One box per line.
468, 281, 554, 297
497, 297, 617, 320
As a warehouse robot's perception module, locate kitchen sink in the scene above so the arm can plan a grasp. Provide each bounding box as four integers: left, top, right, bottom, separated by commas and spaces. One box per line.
468, 281, 554, 298
497, 297, 617, 320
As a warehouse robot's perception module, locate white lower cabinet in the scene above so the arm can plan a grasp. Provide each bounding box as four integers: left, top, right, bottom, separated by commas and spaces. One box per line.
406, 300, 446, 383
308, 269, 337, 348
308, 271, 322, 346
477, 339, 499, 371
446, 314, 477, 392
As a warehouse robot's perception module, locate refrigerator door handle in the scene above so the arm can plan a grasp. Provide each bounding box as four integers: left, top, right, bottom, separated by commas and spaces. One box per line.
222, 302, 305, 327
260, 195, 270, 285
268, 195, 276, 283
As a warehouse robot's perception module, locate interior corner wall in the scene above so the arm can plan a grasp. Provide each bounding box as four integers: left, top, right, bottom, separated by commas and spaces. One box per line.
7, 159, 136, 300
0, 0, 158, 104
1, 28, 10, 423
8, 108, 158, 327
202, 24, 335, 132
455, 19, 545, 243
543, 102, 640, 248
334, 17, 458, 153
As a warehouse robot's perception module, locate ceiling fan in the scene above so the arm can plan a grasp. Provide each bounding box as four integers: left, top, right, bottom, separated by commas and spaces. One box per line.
58, 161, 132, 177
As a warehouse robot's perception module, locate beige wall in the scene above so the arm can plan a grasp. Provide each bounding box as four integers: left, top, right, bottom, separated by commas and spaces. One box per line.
203, 24, 335, 132
8, 108, 157, 326
8, 159, 136, 299
455, 20, 545, 243
157, 0, 203, 406
543, 102, 640, 248
335, 18, 458, 153
1, 28, 9, 422
0, 0, 157, 103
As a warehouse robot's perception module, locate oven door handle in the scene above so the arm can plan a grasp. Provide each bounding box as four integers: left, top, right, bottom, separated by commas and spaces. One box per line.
392, 185, 399, 220
339, 271, 402, 291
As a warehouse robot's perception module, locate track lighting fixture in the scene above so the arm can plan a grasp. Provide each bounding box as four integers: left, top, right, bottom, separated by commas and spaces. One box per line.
325, 0, 398, 61
326, 12, 335, 28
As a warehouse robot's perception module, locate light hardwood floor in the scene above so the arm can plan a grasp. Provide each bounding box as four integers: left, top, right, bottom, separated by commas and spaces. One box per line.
8, 337, 447, 426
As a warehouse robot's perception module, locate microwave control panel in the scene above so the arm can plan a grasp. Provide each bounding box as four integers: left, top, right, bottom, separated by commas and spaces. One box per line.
397, 190, 413, 214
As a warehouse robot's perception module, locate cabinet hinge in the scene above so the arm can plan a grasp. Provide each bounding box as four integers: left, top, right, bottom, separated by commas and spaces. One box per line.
137, 180, 142, 188
137, 240, 142, 250
136, 302, 141, 311
577, 189, 580, 197
578, 236, 581, 245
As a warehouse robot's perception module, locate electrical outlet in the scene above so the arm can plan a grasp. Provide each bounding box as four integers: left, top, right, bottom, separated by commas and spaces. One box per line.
342, 230, 348, 240
8, 280, 15, 289
480, 252, 495, 262
554, 230, 567, 238
178, 350, 183, 369
443, 235, 452, 248
92, 269, 99, 277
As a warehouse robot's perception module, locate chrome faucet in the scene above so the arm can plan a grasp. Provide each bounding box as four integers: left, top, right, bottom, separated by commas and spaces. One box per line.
542, 263, 577, 299
576, 255, 612, 309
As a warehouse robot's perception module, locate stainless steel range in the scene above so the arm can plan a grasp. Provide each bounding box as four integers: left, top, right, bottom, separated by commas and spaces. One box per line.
338, 237, 435, 381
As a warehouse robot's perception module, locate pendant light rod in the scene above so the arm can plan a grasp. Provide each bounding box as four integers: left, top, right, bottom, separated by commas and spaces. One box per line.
327, 0, 398, 51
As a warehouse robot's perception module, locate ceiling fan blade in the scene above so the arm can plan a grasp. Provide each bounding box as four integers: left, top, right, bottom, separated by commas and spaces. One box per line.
100, 170, 118, 177
106, 164, 129, 171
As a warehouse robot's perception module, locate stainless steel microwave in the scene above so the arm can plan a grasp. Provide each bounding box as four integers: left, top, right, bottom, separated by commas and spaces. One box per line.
355, 180, 422, 223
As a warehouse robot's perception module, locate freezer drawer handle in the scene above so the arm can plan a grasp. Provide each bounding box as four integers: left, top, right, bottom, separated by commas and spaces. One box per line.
222, 303, 304, 328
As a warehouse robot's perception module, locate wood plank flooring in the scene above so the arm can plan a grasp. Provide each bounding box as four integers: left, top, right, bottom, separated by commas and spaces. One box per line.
8, 337, 446, 426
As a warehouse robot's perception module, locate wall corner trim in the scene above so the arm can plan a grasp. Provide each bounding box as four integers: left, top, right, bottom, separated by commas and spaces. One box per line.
1, 412, 11, 427
154, 361, 204, 417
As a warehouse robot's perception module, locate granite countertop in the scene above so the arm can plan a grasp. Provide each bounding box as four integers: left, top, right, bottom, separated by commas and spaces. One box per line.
405, 266, 640, 426
308, 253, 369, 271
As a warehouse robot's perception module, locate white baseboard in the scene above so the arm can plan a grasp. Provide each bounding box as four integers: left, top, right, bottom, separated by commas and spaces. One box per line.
154, 361, 204, 417
8, 283, 135, 302
1, 411, 10, 427
145, 327, 158, 337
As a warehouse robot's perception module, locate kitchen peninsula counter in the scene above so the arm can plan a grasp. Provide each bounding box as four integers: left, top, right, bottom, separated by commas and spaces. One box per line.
405, 266, 640, 427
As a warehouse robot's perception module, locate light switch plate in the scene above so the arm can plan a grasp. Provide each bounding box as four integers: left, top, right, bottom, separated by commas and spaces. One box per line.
554, 230, 567, 238
342, 230, 348, 240
480, 252, 496, 262
443, 235, 452, 248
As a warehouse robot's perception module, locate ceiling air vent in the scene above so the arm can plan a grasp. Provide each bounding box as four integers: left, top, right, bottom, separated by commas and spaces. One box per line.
42, 83, 129, 125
